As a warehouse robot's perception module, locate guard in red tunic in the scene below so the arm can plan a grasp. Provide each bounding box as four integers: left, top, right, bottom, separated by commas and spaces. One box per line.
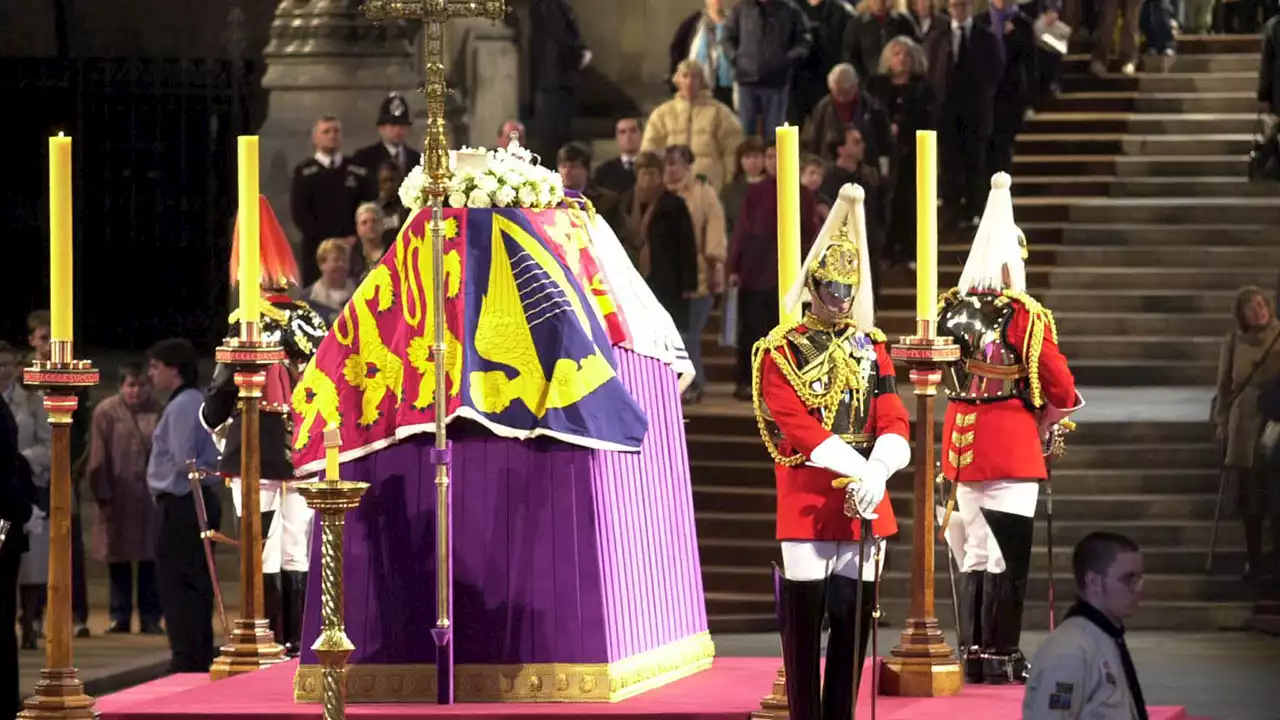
936, 173, 1083, 685
752, 185, 911, 720
200, 196, 327, 657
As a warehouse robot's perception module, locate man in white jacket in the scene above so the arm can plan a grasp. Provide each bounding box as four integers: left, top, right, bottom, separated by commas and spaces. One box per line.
1023, 532, 1149, 720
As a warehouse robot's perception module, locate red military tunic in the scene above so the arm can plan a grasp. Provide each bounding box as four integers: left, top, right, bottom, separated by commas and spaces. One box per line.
941, 294, 1077, 484
758, 328, 910, 541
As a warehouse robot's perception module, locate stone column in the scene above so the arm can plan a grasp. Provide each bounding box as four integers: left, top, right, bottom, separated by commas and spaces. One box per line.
445, 18, 520, 148
257, 0, 420, 250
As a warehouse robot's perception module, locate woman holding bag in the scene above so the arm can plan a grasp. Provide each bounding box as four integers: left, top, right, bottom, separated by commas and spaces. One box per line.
1213, 286, 1280, 584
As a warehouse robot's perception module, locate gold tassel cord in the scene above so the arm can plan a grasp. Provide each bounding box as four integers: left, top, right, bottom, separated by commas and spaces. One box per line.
998, 290, 1057, 409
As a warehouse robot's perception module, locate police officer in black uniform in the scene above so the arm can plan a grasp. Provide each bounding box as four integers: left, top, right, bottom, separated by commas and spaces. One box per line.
289, 115, 368, 286
351, 93, 422, 198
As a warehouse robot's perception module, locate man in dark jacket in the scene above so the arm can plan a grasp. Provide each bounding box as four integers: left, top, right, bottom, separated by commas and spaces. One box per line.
978, 0, 1035, 174
842, 0, 918, 84
527, 0, 591, 167
926, 0, 1002, 226
792, 0, 856, 125
1, 397, 36, 718
723, 0, 814, 142
351, 93, 422, 201
1261, 15, 1280, 116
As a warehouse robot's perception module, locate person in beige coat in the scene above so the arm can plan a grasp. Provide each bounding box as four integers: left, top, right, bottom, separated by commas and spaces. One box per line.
1213, 286, 1280, 582
663, 144, 727, 404
642, 59, 744, 192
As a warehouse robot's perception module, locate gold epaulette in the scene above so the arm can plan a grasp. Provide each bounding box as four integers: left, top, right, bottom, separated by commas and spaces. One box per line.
937, 287, 961, 313
996, 290, 1059, 409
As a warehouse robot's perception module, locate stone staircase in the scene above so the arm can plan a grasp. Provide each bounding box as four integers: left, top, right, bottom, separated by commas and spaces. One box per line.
687, 35, 1273, 634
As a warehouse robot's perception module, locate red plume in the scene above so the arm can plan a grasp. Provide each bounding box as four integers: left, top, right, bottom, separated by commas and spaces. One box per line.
230, 195, 300, 289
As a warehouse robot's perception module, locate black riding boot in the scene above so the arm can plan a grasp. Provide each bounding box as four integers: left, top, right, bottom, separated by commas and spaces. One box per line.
282, 571, 308, 657
957, 571, 985, 683
1244, 512, 1265, 581
822, 575, 876, 720
263, 571, 283, 643
979, 509, 1034, 685
773, 564, 826, 720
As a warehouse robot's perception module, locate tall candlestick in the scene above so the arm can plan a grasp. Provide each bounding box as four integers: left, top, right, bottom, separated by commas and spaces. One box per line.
915, 131, 938, 335
238, 136, 261, 328
49, 135, 73, 342
325, 424, 341, 481
775, 124, 801, 325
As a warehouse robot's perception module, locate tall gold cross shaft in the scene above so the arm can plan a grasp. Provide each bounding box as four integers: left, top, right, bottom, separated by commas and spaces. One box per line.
362, 0, 508, 193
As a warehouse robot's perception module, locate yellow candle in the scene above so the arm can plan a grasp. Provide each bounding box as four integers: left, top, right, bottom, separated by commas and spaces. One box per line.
915, 130, 938, 329
775, 124, 801, 325
49, 135, 73, 342
324, 424, 340, 481
237, 136, 261, 327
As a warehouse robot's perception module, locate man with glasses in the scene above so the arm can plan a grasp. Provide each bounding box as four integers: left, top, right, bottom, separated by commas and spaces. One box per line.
1023, 532, 1149, 720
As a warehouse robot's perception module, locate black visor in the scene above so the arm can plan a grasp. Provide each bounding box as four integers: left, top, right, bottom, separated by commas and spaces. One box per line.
817, 280, 855, 304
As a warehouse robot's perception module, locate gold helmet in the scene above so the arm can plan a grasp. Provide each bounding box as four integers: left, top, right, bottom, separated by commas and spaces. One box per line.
805, 217, 860, 316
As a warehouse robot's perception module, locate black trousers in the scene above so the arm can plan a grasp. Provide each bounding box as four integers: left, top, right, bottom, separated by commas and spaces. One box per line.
939, 110, 989, 221
532, 88, 576, 169
109, 561, 161, 627
1, 549, 20, 719
735, 288, 779, 388
988, 103, 1025, 176
156, 488, 221, 672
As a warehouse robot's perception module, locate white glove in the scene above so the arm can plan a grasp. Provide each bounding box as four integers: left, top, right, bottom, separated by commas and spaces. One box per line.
807, 436, 868, 479
579, 49, 593, 70
853, 460, 890, 518
23, 507, 46, 536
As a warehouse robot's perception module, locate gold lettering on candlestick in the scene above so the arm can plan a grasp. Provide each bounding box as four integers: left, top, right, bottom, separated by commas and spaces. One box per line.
20, 341, 99, 719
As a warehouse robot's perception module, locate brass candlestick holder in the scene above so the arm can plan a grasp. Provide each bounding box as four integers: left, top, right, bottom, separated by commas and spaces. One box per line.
295, 427, 369, 720
881, 320, 963, 697
20, 339, 98, 720
210, 322, 289, 680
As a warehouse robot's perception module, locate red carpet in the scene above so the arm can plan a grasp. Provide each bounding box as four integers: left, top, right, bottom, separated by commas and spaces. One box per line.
96, 659, 1188, 720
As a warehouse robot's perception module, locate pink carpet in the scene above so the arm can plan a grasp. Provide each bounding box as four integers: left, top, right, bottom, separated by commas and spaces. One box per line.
95, 659, 1188, 720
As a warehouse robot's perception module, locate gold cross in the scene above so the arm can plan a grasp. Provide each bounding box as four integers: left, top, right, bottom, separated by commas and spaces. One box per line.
362, 0, 508, 194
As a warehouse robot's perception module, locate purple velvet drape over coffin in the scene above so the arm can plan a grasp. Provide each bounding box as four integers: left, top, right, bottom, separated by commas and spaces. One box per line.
299, 349, 708, 668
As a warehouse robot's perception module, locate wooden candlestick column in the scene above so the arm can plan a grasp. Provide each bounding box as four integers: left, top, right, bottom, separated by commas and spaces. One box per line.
881, 325, 963, 696
209, 324, 289, 680
20, 342, 98, 720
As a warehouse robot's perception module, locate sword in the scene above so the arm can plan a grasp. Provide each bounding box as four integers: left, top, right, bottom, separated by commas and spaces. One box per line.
869, 518, 882, 720
0, 519, 9, 551
1042, 422, 1072, 631
187, 460, 237, 641
853, 524, 867, 720
935, 466, 962, 643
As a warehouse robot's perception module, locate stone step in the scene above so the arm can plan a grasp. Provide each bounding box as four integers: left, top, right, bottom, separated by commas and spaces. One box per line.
1015, 244, 1280, 267
1012, 175, 1280, 198
694, 515, 1242, 550
1019, 222, 1274, 245
706, 598, 1252, 633
1063, 72, 1259, 94
1062, 52, 1260, 74
1059, 336, 1223, 362
697, 539, 1246, 577
876, 288, 1239, 314
687, 438, 1222, 473
1043, 91, 1259, 114
1014, 154, 1250, 177
683, 405, 1213, 440
1065, 197, 1280, 225
1017, 133, 1253, 156
700, 566, 1254, 603
1026, 112, 1259, 135
1069, 34, 1260, 55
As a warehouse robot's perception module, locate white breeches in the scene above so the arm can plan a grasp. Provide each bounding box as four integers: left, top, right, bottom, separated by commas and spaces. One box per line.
228, 478, 314, 573
940, 480, 1038, 574
781, 540, 887, 582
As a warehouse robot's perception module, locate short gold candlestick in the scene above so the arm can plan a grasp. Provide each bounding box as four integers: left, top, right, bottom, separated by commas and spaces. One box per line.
209, 323, 290, 680
20, 340, 98, 720
882, 326, 964, 697
295, 427, 368, 720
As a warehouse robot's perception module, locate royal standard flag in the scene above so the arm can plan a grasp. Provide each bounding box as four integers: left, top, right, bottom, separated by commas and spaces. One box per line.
290, 207, 649, 474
